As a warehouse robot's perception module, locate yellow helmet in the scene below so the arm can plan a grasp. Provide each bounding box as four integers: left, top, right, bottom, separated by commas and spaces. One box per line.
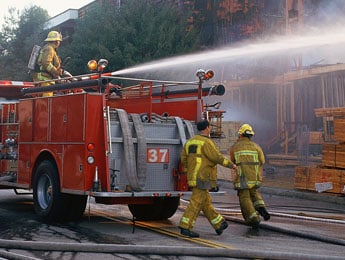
45, 31, 62, 42
238, 123, 255, 136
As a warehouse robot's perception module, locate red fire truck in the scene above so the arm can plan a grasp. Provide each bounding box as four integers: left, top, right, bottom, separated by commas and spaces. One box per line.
0, 59, 225, 222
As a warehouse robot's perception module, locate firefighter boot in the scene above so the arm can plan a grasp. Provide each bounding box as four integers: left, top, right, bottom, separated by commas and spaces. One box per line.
248, 212, 260, 229
258, 207, 270, 221
180, 228, 200, 238
215, 221, 228, 235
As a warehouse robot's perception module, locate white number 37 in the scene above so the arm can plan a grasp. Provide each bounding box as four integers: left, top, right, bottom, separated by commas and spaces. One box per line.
147, 148, 169, 163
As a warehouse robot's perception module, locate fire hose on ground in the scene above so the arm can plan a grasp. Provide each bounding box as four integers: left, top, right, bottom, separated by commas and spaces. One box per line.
0, 238, 343, 260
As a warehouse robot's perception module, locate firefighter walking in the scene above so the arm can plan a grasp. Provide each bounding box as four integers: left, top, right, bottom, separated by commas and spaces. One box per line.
179, 120, 236, 238
230, 123, 270, 228
33, 31, 63, 97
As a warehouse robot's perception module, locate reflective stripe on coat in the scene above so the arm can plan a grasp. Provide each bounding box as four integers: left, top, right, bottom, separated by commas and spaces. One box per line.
181, 134, 233, 189
230, 137, 265, 189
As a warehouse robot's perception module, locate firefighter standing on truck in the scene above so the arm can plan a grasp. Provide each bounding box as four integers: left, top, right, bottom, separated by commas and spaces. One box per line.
230, 123, 270, 228
179, 120, 236, 238
33, 31, 63, 97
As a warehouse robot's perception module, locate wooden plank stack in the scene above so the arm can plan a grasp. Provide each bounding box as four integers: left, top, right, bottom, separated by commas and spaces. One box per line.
322, 143, 345, 168
309, 131, 323, 144
333, 118, 345, 142
294, 107, 345, 195
295, 166, 345, 194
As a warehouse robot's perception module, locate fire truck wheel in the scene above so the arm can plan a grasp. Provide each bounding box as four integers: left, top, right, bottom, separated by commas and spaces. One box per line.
128, 197, 180, 220
33, 160, 64, 222
63, 194, 87, 221
160, 197, 180, 219
33, 160, 87, 222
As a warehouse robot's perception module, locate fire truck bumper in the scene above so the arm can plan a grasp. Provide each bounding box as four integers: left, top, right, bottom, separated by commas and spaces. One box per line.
90, 191, 225, 205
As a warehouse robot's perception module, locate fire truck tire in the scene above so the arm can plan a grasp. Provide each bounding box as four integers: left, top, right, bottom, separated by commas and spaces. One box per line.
33, 160, 64, 222
33, 160, 87, 222
160, 197, 180, 219
128, 197, 180, 220
63, 194, 87, 221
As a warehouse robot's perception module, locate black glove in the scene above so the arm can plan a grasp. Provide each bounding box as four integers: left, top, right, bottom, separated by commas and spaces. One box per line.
209, 186, 219, 192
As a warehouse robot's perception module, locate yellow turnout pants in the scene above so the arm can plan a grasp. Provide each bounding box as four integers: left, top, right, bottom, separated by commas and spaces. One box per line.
237, 188, 265, 225
33, 72, 54, 97
179, 187, 224, 231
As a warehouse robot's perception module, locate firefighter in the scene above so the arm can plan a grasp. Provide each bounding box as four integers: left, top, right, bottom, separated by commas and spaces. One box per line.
178, 120, 236, 238
33, 31, 63, 97
229, 123, 270, 228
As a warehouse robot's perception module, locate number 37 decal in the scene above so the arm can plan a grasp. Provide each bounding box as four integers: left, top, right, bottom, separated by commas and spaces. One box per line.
147, 148, 169, 163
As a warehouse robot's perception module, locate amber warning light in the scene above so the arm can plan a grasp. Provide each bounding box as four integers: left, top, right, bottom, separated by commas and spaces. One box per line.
204, 70, 214, 80
87, 60, 98, 71
196, 69, 214, 81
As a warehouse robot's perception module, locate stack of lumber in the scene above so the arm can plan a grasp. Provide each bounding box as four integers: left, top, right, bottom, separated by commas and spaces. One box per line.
295, 166, 345, 194
322, 143, 345, 168
294, 107, 345, 195
333, 118, 345, 142
309, 131, 323, 144
314, 107, 345, 117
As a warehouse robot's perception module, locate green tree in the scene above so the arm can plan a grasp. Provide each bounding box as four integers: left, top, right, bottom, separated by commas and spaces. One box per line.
64, 0, 200, 76
0, 6, 48, 80
0, 8, 19, 49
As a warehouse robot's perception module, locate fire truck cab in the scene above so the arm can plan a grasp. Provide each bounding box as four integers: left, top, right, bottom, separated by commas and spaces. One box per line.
0, 60, 225, 222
